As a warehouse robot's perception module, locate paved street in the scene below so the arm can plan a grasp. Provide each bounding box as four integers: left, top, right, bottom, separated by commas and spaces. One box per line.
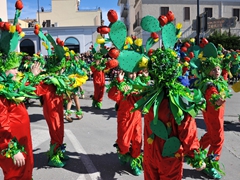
1, 79, 240, 180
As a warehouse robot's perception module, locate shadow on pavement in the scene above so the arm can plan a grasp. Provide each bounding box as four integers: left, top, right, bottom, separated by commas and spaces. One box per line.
33, 150, 137, 179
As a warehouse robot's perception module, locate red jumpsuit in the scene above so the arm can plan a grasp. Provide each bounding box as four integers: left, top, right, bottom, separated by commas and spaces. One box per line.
90, 66, 105, 103
0, 96, 33, 180
200, 86, 225, 160
35, 82, 64, 151
144, 98, 201, 180
108, 86, 142, 158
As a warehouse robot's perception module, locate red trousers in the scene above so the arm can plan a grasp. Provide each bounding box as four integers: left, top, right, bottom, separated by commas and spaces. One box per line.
91, 66, 105, 102
200, 86, 225, 160
36, 83, 64, 150
0, 97, 33, 180
108, 86, 142, 158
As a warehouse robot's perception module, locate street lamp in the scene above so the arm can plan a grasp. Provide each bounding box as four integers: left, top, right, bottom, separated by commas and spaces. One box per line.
196, 0, 200, 45
37, 0, 41, 52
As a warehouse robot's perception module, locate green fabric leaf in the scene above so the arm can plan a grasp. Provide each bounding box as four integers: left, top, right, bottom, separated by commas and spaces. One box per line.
150, 120, 168, 140
162, 137, 181, 157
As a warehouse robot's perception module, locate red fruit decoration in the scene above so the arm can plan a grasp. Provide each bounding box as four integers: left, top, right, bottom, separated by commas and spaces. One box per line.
201, 38, 208, 45
131, 36, 137, 40
184, 42, 191, 48
56, 37, 61, 44
166, 11, 175, 22
106, 59, 119, 69
148, 49, 154, 56
151, 32, 159, 39
189, 52, 194, 59
34, 29, 39, 35
107, 10, 118, 23
158, 15, 168, 26
16, 25, 22, 33
0, 22, 5, 30
97, 26, 110, 34
15, 0, 23, 10
199, 43, 205, 48
4, 22, 11, 31
184, 56, 190, 62
108, 48, 120, 59
59, 41, 64, 46
181, 46, 187, 53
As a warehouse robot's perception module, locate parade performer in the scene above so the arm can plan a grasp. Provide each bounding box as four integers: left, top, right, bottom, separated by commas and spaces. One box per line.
0, 1, 40, 178
103, 9, 208, 179
107, 70, 146, 176
197, 57, 231, 179
33, 28, 73, 167
64, 50, 89, 122
90, 53, 108, 109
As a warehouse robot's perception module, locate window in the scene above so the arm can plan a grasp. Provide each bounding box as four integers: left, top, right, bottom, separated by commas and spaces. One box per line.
233, 9, 240, 21
65, 37, 80, 53
161, 7, 169, 15
205, 8, 212, 18
20, 39, 35, 56
184, 7, 190, 21
46, 20, 51, 27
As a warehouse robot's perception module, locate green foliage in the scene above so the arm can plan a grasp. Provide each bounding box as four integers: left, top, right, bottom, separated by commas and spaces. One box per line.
208, 30, 240, 50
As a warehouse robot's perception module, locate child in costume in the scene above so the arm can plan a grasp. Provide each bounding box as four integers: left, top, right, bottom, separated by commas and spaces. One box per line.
90, 53, 109, 109
197, 57, 231, 179
32, 29, 73, 167
139, 48, 207, 180
64, 50, 89, 122
107, 70, 145, 176
0, 53, 40, 180
0, 2, 41, 179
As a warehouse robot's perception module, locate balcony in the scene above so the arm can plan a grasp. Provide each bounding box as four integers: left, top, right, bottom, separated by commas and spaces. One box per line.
133, 19, 141, 31
121, 7, 128, 17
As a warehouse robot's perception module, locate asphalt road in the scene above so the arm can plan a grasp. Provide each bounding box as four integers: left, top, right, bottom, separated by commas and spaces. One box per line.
1, 79, 240, 180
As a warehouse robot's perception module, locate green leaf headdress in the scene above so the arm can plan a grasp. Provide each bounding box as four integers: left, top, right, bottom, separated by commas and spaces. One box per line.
34, 25, 66, 73
0, 0, 25, 72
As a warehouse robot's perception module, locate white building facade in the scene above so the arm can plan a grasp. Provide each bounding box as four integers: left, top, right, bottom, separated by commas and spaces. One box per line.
118, 0, 240, 47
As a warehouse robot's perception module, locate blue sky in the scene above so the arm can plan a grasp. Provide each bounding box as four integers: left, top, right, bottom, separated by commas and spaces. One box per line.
7, 0, 119, 24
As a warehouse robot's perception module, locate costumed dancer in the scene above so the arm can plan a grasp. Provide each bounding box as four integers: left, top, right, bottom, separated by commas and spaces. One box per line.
90, 53, 108, 109
105, 10, 208, 179
186, 37, 233, 179
0, 1, 41, 178
64, 49, 89, 122
32, 28, 72, 167
197, 57, 231, 179
107, 70, 145, 176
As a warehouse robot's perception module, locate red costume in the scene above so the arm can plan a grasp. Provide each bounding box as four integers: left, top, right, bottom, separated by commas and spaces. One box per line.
35, 82, 64, 152
0, 97, 33, 180
108, 86, 142, 158
144, 98, 201, 180
200, 85, 225, 160
90, 66, 105, 104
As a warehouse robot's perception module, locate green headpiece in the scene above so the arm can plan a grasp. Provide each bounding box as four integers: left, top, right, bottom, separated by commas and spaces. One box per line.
34, 25, 66, 73
0, 0, 25, 72
149, 48, 181, 85
0, 52, 22, 72
201, 57, 221, 76
93, 52, 103, 60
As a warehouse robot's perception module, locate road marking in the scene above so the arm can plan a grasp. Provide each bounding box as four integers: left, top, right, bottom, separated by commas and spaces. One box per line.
65, 129, 101, 180
31, 129, 49, 148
